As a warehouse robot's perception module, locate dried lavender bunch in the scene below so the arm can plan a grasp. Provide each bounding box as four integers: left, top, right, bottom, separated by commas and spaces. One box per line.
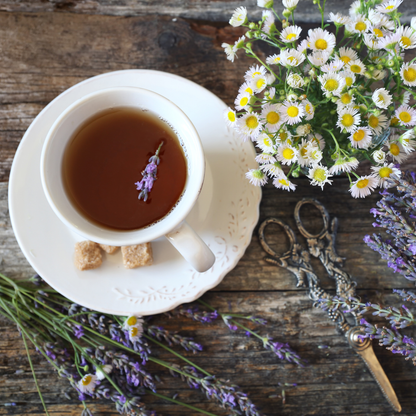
364, 171, 416, 282
316, 293, 416, 365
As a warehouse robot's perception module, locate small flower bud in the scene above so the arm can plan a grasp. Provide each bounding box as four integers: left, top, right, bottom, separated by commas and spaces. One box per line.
249, 22, 257, 29
387, 59, 395, 67
246, 31, 253, 39
364, 71, 372, 79
283, 9, 291, 18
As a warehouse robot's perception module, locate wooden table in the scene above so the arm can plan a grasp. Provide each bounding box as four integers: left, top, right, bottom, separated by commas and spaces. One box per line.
0, 1, 416, 415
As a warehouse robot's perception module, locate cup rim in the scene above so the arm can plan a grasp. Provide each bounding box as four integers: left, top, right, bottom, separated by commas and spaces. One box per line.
40, 86, 205, 246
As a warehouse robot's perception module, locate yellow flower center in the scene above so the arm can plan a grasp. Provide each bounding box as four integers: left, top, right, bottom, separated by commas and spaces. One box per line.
340, 55, 351, 64
401, 36, 412, 48
240, 97, 249, 107
245, 86, 253, 94
373, 28, 384, 37
353, 129, 365, 142
399, 111, 411, 123
315, 39, 328, 50
313, 168, 326, 182
282, 148, 295, 160
266, 111, 280, 124
131, 327, 139, 336
286, 33, 297, 41
350, 64, 361, 73
386, 5, 395, 9
256, 79, 265, 89
279, 132, 288, 141
279, 178, 290, 186
378, 93, 385, 103
356, 178, 369, 189
403, 67, 416, 83
305, 104, 312, 114
263, 137, 272, 147
82, 375, 92, 386
345, 76, 353, 87
390, 116, 399, 126
379, 167, 393, 178
324, 79, 339, 91
287, 106, 299, 118
341, 93, 352, 104
127, 316, 137, 326
287, 56, 298, 65
355, 22, 367, 32
227, 111, 236, 122
369, 115, 379, 128
342, 114, 354, 127
252, 71, 261, 78
300, 147, 308, 156
246, 115, 259, 129
274, 57, 281, 63
390, 143, 400, 156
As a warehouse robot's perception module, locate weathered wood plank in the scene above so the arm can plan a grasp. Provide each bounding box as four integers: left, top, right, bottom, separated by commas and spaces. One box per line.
0, 0, 414, 24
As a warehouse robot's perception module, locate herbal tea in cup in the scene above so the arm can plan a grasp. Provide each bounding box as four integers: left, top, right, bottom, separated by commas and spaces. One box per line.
41, 87, 215, 272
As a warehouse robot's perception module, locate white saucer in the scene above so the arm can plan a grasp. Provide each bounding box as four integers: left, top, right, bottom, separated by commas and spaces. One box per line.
8, 70, 261, 316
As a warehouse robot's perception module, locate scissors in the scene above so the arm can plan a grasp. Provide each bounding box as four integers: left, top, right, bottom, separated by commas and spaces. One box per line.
258, 198, 402, 413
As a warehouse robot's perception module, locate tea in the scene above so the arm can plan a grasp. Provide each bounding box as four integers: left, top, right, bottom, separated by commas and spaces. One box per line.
62, 107, 187, 231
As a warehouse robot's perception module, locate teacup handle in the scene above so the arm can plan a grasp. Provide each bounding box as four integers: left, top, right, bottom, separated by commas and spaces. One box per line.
165, 221, 215, 272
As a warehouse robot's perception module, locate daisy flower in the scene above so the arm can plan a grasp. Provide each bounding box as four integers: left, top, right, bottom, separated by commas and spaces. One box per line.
412, 16, 416, 31
372, 69, 386, 80
287, 73, 305, 89
297, 138, 311, 166
349, 126, 372, 149
246, 169, 267, 186
307, 164, 333, 189
237, 112, 262, 141
276, 143, 298, 165
307, 28, 336, 54
129, 326, 143, 342
261, 162, 284, 177
376, 0, 403, 14
398, 26, 416, 49
308, 132, 325, 150
363, 34, 381, 51
329, 157, 359, 174
255, 153, 276, 164
266, 54, 282, 65
266, 87, 276, 100
302, 99, 315, 120
273, 175, 297, 191
305, 142, 323, 164
386, 138, 408, 162
275, 128, 292, 144
378, 32, 401, 50
96, 365, 113, 381
400, 91, 411, 106
123, 315, 144, 331
245, 65, 267, 82
78, 374, 98, 394
318, 72, 346, 97
261, 103, 283, 132
258, 0, 274, 8
308, 51, 330, 67
372, 88, 392, 109
368, 112, 389, 135
229, 7, 248, 27
222, 43, 237, 62
238, 81, 254, 96
371, 163, 401, 188
280, 25, 302, 43
280, 49, 305, 67
256, 132, 276, 152
296, 123, 312, 137
234, 35, 246, 49
339, 70, 356, 87
251, 73, 268, 93
280, 100, 305, 125
321, 59, 345, 73
347, 59, 366, 75
349, 0, 361, 17
336, 105, 361, 133
283, 0, 299, 11
395, 105, 416, 126
297, 39, 308, 53
234, 91, 251, 111
370, 26, 385, 39
399, 130, 416, 153
328, 12, 350, 26
349, 175, 378, 198
224, 107, 237, 127
372, 149, 386, 164
347, 15, 371, 34
400, 62, 416, 86
338, 92, 355, 107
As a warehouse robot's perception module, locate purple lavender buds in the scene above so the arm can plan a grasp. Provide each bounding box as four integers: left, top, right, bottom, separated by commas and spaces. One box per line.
135, 141, 163, 202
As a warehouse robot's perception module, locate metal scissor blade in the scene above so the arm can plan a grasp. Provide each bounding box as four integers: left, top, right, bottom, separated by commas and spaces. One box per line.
348, 327, 401, 413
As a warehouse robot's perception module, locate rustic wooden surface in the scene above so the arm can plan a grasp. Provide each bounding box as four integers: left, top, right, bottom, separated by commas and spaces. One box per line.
0, 1, 415, 415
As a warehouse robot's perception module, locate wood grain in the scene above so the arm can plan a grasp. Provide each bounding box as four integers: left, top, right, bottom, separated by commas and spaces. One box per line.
0, 4, 415, 416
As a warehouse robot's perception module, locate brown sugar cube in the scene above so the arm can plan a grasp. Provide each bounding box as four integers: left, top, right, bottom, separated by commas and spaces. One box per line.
121, 243, 153, 269
74, 241, 102, 271
98, 244, 119, 254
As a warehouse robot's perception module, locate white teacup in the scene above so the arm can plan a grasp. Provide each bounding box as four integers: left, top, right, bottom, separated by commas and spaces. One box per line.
40, 87, 215, 272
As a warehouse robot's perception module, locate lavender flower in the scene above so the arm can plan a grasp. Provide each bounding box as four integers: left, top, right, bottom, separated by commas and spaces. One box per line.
135, 141, 163, 202
168, 304, 219, 323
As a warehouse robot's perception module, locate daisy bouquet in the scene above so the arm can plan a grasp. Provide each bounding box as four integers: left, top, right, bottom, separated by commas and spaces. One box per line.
223, 0, 416, 198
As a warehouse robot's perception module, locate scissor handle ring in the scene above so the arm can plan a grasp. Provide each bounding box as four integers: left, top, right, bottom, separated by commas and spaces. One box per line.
258, 217, 296, 260
294, 198, 330, 239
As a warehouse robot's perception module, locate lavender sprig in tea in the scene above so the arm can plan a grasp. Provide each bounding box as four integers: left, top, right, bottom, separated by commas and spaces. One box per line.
135, 141, 164, 202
